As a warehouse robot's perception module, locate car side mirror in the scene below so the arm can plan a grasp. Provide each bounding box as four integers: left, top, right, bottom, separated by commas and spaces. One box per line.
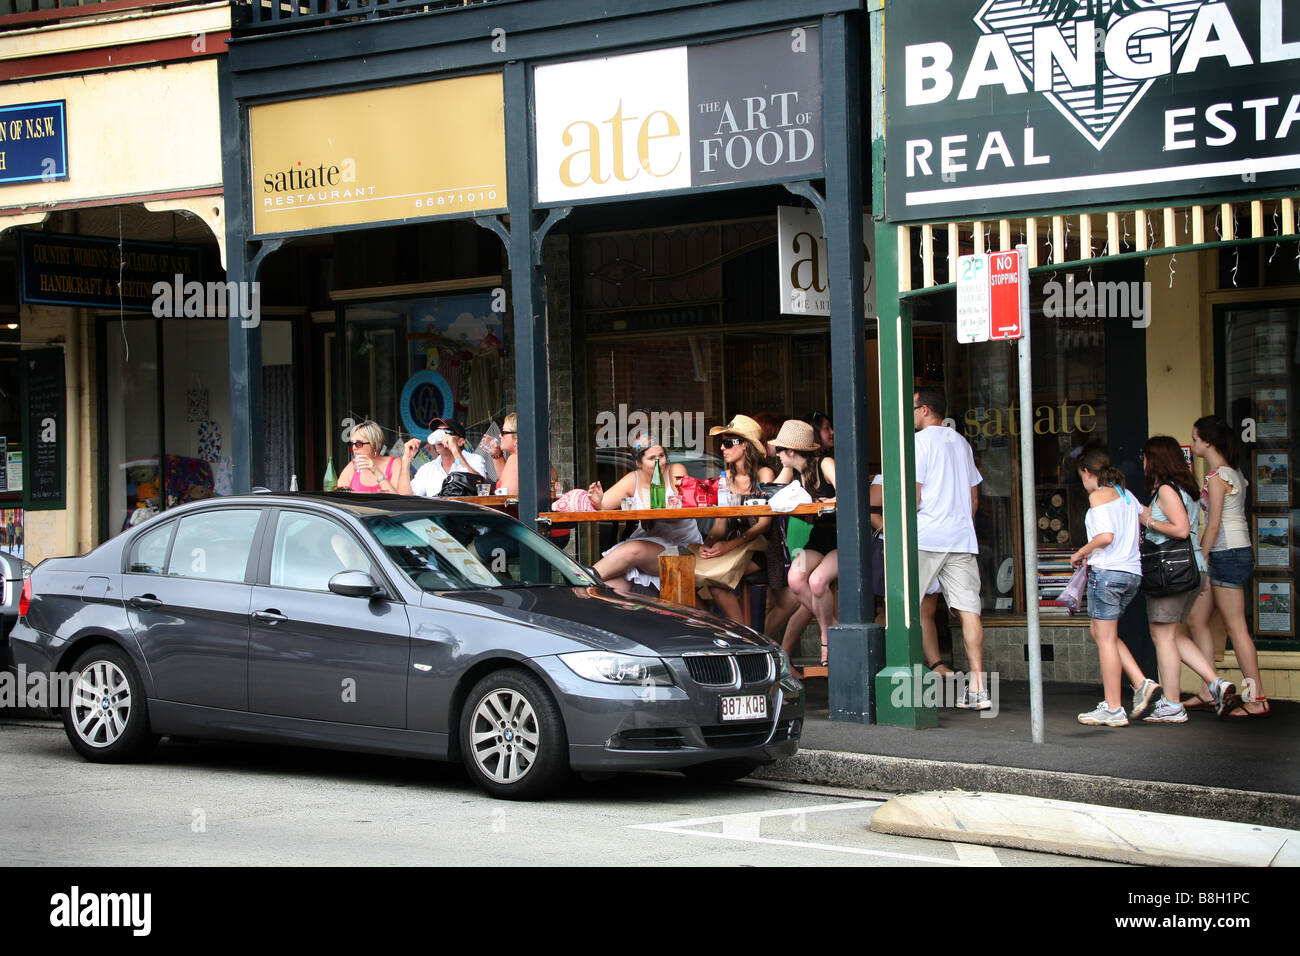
328, 570, 384, 598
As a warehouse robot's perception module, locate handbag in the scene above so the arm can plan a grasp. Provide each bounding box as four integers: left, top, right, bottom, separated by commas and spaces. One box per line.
679, 475, 718, 507
437, 472, 480, 498
1059, 560, 1088, 613
1139, 485, 1200, 597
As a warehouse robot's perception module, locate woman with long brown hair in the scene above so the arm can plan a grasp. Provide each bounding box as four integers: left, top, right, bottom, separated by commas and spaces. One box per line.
1187, 415, 1268, 716
1070, 446, 1153, 726
1138, 436, 1239, 721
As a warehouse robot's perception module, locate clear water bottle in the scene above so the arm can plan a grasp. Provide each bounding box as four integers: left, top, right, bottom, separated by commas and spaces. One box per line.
718, 470, 731, 507
289, 474, 299, 492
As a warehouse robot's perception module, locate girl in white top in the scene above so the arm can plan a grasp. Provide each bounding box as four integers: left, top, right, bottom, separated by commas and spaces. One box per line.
1070, 448, 1153, 726
1187, 415, 1268, 716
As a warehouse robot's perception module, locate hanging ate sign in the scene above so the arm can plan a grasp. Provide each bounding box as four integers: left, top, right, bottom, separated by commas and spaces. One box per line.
956, 250, 1026, 343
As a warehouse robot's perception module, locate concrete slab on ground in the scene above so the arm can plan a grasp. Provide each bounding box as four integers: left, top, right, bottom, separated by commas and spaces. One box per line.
870, 790, 1300, 867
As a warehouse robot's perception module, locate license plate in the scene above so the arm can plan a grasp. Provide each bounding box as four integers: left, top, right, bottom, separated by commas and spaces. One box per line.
720, 694, 768, 722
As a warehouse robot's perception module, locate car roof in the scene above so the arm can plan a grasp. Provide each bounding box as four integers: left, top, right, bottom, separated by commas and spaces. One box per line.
163, 493, 494, 521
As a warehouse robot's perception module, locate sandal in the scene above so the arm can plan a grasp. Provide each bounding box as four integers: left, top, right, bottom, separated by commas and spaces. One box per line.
927, 659, 958, 676
1181, 695, 1214, 712
820, 639, 829, 668
1229, 696, 1270, 718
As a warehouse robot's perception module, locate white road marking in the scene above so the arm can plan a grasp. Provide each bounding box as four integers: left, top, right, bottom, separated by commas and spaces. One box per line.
950, 842, 1002, 866
629, 800, 966, 866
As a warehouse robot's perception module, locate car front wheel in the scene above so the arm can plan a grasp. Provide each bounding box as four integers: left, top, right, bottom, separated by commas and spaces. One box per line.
63, 645, 158, 762
459, 668, 569, 800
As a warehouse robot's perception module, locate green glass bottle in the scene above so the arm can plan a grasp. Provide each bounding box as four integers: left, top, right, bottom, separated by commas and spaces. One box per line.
323, 456, 337, 492
650, 458, 666, 509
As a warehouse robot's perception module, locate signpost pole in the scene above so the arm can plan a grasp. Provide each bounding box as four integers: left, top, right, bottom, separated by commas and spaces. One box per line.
1013, 244, 1045, 743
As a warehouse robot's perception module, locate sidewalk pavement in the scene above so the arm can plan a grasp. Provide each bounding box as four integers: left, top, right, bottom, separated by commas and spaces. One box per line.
757, 679, 1300, 831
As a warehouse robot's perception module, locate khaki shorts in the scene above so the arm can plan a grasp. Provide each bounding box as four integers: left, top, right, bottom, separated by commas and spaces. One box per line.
918, 550, 982, 614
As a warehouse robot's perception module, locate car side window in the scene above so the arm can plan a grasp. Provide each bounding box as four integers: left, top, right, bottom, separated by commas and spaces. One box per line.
165, 510, 262, 583
129, 522, 174, 574
269, 512, 373, 592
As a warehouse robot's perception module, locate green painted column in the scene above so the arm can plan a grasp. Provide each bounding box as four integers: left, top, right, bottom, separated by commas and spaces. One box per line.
870, 1, 935, 728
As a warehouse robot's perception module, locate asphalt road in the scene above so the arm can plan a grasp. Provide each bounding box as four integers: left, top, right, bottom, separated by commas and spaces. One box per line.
0, 719, 1106, 867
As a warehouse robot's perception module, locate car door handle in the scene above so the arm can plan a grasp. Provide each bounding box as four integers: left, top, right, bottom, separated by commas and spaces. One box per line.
130, 594, 163, 609
251, 609, 288, 624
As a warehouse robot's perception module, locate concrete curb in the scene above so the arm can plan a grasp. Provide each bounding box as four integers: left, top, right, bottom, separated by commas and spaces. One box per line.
753, 749, 1300, 831
869, 791, 1300, 867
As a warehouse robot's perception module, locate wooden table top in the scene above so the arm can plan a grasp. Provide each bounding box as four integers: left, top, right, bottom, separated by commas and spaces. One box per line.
539, 502, 835, 523
446, 495, 519, 507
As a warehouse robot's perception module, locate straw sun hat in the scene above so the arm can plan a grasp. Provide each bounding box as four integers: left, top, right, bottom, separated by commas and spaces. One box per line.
707, 415, 767, 457
771, 419, 821, 453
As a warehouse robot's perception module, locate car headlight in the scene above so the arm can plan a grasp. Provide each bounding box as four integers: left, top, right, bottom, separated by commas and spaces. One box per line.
775, 646, 793, 681
559, 651, 675, 687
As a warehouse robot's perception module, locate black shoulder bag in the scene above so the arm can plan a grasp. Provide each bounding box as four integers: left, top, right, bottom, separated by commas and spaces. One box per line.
1139, 485, 1200, 597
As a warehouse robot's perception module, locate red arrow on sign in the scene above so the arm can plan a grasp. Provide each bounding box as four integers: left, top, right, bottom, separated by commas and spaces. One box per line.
989, 249, 1024, 341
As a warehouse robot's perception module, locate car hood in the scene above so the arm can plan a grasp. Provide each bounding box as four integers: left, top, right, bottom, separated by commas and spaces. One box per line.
428, 586, 770, 656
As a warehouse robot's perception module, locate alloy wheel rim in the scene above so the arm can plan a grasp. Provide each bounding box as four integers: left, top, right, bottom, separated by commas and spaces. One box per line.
469, 689, 540, 784
71, 660, 132, 748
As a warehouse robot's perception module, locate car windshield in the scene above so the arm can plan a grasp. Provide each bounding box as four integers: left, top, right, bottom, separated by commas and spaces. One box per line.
363, 512, 596, 592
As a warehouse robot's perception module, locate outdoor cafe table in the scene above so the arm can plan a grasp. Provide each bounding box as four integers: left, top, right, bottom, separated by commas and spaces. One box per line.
538, 502, 835, 607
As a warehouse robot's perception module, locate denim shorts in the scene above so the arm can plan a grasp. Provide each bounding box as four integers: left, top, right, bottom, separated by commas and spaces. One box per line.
1208, 547, 1254, 589
1088, 568, 1141, 621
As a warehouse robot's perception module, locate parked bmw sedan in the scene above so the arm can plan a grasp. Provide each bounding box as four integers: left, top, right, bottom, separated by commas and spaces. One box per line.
9, 494, 802, 798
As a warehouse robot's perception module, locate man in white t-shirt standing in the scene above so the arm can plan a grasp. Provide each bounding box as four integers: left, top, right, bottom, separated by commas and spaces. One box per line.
406, 418, 488, 497
913, 387, 989, 709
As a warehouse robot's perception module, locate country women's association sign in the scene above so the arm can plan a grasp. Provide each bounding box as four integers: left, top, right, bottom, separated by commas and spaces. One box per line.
885, 0, 1300, 220
535, 27, 822, 203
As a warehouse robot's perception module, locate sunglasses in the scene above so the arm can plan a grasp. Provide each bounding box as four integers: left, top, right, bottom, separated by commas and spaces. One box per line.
349, 440, 371, 448
718, 436, 744, 449
501, 430, 517, 436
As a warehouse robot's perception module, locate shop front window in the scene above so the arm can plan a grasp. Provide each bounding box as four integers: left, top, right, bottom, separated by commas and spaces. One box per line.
1219, 302, 1300, 641
929, 289, 1111, 618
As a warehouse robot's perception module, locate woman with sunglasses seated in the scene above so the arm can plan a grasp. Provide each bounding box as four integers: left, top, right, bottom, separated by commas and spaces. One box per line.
489, 412, 570, 549
336, 419, 412, 494
589, 431, 698, 594
691, 416, 776, 622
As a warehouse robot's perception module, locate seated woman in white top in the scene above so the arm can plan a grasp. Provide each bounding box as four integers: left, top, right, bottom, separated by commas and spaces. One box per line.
587, 432, 699, 594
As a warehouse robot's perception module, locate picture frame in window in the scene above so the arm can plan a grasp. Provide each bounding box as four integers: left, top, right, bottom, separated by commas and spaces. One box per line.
1254, 515, 1292, 571
1255, 579, 1293, 637
1253, 451, 1291, 507
1253, 323, 1288, 375
1253, 387, 1289, 441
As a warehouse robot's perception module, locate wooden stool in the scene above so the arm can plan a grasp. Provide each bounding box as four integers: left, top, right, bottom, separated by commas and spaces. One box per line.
657, 552, 697, 607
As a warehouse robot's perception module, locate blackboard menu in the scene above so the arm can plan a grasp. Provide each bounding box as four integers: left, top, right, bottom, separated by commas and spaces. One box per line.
22, 348, 65, 510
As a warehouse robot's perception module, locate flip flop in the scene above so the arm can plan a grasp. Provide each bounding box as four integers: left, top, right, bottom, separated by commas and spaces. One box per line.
1229, 697, 1270, 718
1181, 695, 1213, 712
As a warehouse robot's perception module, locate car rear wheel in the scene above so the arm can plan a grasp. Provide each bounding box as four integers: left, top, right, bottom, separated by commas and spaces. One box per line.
63, 645, 157, 762
459, 668, 569, 800
681, 759, 761, 783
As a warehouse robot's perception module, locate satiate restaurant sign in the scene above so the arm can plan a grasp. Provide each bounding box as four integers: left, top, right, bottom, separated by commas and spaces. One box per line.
885, 0, 1300, 221
535, 27, 822, 203
248, 74, 507, 236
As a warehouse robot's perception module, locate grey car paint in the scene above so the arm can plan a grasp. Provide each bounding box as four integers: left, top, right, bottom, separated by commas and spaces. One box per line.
9, 493, 802, 776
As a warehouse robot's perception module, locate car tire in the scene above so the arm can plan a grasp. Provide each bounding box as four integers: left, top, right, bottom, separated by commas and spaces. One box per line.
459, 668, 569, 800
681, 759, 761, 783
63, 644, 158, 763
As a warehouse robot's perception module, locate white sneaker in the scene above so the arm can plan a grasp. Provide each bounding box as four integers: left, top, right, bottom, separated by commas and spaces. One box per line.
1078, 702, 1128, 726
1143, 698, 1188, 723
1130, 678, 1161, 720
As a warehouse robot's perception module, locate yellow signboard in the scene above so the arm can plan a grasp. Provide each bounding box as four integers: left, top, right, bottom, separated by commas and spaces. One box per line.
249, 74, 506, 236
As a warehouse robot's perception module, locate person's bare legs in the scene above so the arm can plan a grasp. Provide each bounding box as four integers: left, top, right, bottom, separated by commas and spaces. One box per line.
1148, 622, 1183, 706
1091, 618, 1124, 711
1114, 639, 1152, 691
1214, 585, 1267, 714
708, 586, 744, 623
765, 587, 800, 639
1185, 584, 1217, 704
956, 609, 984, 692
595, 541, 664, 594
807, 551, 839, 665
780, 606, 814, 658
920, 593, 954, 673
